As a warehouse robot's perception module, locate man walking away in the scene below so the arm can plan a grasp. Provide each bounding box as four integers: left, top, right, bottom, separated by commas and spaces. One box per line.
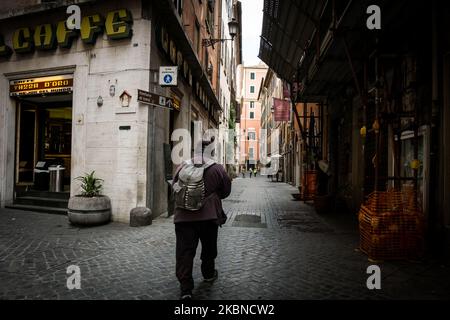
249, 168, 252, 178
172, 138, 232, 300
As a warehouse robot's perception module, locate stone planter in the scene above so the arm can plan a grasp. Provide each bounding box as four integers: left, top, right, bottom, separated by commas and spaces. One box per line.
68, 195, 111, 226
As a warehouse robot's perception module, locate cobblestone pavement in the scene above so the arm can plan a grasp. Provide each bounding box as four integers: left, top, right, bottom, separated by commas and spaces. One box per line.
1, 176, 449, 300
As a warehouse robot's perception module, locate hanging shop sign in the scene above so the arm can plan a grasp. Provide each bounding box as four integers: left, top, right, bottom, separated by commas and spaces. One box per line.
171, 94, 181, 111
273, 98, 291, 122
9, 74, 73, 97
0, 8, 133, 57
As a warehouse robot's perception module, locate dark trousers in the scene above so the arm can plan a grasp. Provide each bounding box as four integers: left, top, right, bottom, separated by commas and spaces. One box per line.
175, 220, 219, 293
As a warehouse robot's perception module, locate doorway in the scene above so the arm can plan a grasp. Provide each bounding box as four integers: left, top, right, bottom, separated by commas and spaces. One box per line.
14, 93, 72, 209
16, 103, 38, 186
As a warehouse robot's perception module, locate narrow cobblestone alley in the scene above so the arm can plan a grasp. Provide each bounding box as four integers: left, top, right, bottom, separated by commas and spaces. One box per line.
0, 177, 449, 300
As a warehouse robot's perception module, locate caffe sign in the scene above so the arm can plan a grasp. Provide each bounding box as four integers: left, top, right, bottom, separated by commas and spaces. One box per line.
0, 8, 133, 57
10, 74, 73, 97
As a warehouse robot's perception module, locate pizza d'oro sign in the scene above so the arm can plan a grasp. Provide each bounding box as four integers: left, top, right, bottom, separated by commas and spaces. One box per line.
9, 74, 74, 97
0, 8, 133, 57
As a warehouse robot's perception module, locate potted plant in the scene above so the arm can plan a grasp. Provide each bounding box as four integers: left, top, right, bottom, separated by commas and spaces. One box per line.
68, 171, 111, 226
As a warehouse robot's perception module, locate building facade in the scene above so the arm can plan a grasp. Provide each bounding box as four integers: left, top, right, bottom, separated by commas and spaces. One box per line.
217, 0, 241, 176
0, 0, 240, 222
258, 69, 282, 174
238, 62, 267, 171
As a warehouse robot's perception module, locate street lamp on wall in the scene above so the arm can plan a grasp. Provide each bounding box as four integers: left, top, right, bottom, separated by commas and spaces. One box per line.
202, 18, 239, 47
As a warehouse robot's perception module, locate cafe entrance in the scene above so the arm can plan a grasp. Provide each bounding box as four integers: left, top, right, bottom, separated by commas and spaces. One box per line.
9, 74, 73, 214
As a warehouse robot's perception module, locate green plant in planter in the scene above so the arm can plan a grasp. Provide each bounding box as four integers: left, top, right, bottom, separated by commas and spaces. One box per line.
75, 171, 103, 197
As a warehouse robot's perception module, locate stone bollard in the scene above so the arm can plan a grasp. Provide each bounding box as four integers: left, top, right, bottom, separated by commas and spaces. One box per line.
130, 207, 152, 227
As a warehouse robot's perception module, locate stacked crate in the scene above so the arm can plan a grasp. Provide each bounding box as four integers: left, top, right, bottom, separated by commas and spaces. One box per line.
358, 189, 424, 261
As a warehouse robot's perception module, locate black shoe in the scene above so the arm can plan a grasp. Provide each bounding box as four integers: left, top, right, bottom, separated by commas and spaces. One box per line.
180, 291, 192, 300
203, 270, 218, 283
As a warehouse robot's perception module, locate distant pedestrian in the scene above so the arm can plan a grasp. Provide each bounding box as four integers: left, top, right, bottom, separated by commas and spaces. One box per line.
249, 169, 252, 178
253, 168, 257, 177
172, 138, 231, 300
241, 170, 245, 178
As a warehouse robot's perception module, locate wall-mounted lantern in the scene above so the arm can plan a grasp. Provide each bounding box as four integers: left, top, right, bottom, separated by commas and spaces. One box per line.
202, 18, 239, 47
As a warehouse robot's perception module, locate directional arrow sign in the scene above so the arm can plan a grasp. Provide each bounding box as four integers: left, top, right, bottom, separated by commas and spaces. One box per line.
137, 89, 174, 110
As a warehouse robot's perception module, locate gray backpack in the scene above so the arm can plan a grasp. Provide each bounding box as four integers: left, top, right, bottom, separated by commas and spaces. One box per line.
173, 159, 216, 211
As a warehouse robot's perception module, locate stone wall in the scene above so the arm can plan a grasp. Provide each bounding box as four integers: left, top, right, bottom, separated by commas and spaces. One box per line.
0, 0, 152, 223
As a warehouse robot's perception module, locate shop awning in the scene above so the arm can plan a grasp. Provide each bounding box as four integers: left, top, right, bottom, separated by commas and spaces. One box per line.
259, 0, 417, 102
258, 0, 326, 82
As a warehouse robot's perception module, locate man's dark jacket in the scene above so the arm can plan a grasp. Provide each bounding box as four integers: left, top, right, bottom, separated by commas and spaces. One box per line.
173, 158, 232, 224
